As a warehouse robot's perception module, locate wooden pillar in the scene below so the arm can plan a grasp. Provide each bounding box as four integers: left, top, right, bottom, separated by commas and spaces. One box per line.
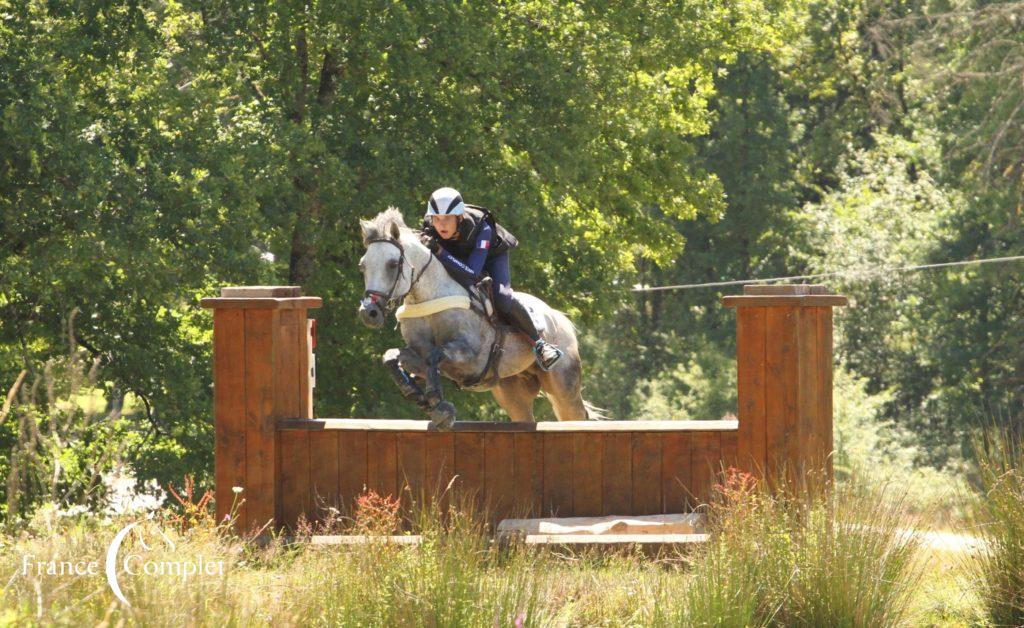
201, 286, 321, 534
723, 285, 847, 489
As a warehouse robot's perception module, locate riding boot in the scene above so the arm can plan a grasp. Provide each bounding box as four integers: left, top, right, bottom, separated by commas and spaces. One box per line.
505, 294, 564, 371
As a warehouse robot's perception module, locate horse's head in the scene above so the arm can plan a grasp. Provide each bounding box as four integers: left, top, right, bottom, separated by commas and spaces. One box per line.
358, 207, 414, 329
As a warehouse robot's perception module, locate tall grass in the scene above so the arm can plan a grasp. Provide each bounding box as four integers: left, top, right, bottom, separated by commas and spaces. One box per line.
966, 427, 1024, 626
1, 472, 934, 626
289, 495, 546, 626
655, 469, 925, 627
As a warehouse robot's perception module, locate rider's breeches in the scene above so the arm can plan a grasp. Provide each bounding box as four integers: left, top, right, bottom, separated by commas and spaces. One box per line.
485, 253, 542, 342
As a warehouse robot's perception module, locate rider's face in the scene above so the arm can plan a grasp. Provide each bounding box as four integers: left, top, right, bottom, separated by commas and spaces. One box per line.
431, 214, 459, 239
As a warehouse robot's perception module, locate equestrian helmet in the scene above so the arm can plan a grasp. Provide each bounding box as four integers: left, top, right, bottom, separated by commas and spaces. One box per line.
426, 187, 466, 217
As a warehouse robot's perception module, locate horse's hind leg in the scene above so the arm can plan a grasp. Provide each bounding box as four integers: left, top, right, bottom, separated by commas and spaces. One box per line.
536, 358, 588, 421
491, 373, 541, 422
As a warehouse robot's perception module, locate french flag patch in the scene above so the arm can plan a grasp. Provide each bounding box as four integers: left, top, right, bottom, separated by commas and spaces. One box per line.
478, 240, 491, 250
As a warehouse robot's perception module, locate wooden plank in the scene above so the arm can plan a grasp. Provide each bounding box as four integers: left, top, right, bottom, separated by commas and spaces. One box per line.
276, 308, 305, 524
213, 308, 247, 531
305, 532, 704, 547
308, 431, 340, 524
497, 513, 704, 536
661, 432, 692, 513
308, 535, 422, 546
742, 285, 816, 296
366, 432, 398, 499
298, 314, 313, 419
631, 433, 662, 515
244, 308, 277, 533
200, 296, 323, 310
397, 432, 426, 511
278, 419, 739, 431
425, 432, 455, 511
278, 430, 310, 531
219, 286, 302, 298
521, 534, 708, 546
691, 432, 722, 506
454, 432, 485, 511
572, 433, 603, 517
601, 433, 632, 516
798, 306, 821, 484
513, 433, 544, 517
722, 295, 847, 307
765, 306, 798, 485
337, 431, 368, 516
276, 308, 302, 419
484, 433, 515, 521
816, 307, 835, 480
720, 430, 740, 475
736, 307, 767, 474
543, 433, 574, 517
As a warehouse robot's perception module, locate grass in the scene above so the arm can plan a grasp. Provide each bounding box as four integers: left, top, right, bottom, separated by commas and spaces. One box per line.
962, 427, 1024, 626
0, 466, 1004, 627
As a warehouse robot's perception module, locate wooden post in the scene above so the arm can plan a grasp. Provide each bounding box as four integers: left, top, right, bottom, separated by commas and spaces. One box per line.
201, 286, 321, 534
723, 285, 847, 489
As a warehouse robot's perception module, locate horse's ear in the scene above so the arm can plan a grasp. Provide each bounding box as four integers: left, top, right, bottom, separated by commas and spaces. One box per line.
388, 218, 402, 241
359, 219, 376, 245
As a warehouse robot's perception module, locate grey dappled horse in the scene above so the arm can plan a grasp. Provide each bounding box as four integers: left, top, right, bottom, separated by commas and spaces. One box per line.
357, 208, 598, 429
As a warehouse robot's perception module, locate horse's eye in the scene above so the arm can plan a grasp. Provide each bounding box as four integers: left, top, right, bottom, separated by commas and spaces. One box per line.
387, 259, 399, 269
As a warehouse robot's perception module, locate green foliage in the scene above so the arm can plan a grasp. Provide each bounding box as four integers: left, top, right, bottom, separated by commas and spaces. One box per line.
832, 366, 966, 517
0, 0, 1021, 525
0, 0, 794, 512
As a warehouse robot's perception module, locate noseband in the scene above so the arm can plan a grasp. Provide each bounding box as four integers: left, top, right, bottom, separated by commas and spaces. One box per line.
363, 237, 433, 315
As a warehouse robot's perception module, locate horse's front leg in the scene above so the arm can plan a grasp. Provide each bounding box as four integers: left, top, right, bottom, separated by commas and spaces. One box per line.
382, 348, 429, 411
422, 340, 476, 431
422, 346, 456, 430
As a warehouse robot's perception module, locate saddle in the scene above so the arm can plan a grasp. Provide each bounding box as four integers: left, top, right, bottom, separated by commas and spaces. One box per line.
468, 276, 497, 322
459, 276, 512, 390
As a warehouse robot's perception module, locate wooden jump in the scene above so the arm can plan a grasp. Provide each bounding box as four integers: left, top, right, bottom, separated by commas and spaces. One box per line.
202, 284, 846, 533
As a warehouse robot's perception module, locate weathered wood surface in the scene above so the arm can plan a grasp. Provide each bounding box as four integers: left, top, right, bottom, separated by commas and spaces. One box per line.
496, 513, 705, 537
519, 533, 708, 546
205, 292, 318, 534
276, 426, 737, 528
205, 283, 845, 534
278, 419, 738, 432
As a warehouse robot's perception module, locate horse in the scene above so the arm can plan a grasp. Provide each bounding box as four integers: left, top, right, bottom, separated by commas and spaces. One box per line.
356, 207, 599, 429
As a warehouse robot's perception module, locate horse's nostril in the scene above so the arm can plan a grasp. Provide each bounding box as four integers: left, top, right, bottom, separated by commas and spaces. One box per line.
369, 310, 378, 318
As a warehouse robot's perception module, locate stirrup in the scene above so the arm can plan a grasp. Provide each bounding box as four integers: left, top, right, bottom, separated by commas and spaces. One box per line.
533, 340, 563, 371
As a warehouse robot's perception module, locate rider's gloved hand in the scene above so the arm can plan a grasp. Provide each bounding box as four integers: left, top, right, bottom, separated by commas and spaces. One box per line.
420, 232, 441, 254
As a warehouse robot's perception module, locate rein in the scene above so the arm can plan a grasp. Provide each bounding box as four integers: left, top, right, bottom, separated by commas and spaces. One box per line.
363, 236, 434, 314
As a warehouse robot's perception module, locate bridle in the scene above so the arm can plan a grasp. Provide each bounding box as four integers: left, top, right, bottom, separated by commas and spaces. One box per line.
363, 236, 433, 315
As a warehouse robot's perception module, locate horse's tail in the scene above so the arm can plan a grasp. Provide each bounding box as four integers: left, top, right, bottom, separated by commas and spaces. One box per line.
545, 307, 609, 421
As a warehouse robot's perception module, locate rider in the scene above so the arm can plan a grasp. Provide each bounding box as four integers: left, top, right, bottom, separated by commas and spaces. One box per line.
419, 186, 564, 371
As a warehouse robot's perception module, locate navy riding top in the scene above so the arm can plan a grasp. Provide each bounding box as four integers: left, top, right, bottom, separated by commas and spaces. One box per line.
435, 221, 494, 287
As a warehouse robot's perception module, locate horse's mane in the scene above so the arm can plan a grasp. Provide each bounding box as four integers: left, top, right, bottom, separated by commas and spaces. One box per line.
360, 206, 417, 245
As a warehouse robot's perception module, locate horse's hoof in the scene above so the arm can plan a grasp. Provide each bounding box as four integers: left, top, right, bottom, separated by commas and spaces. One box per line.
428, 401, 456, 431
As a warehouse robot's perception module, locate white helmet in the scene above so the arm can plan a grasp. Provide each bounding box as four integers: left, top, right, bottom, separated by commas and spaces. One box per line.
426, 187, 466, 217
